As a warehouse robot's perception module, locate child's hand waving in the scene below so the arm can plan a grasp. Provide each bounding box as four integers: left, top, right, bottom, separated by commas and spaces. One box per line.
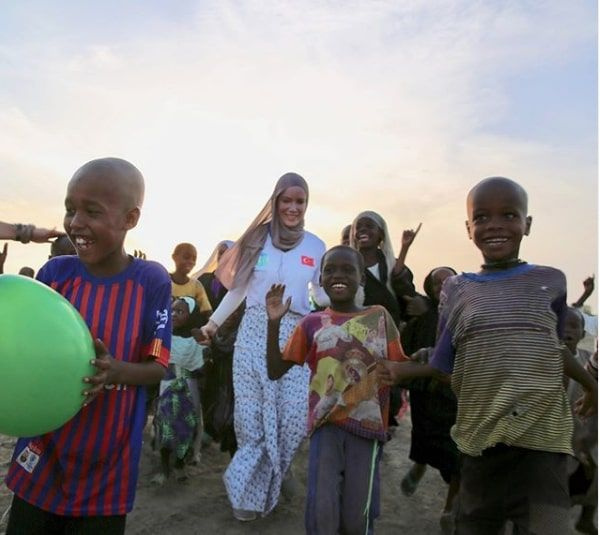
82, 339, 119, 406
401, 223, 422, 250
266, 284, 291, 322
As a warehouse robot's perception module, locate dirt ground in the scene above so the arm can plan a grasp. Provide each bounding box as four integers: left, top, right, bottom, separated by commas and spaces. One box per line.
0, 414, 588, 534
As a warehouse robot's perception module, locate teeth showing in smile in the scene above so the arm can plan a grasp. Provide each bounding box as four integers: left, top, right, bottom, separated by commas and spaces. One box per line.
484, 238, 508, 245
74, 237, 93, 250
331, 283, 347, 289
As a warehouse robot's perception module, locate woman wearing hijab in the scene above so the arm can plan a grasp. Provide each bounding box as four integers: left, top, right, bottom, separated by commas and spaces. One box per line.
201, 172, 326, 521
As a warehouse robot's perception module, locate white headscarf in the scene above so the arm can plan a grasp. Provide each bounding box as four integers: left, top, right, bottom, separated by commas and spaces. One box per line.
191, 240, 234, 280
350, 210, 396, 294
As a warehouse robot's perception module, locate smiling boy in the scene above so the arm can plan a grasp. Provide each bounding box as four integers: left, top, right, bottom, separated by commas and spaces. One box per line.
265, 245, 408, 534
380, 176, 597, 534
5, 157, 171, 535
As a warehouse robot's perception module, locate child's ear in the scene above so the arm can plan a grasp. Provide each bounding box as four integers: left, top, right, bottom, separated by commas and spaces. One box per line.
524, 216, 532, 236
124, 207, 141, 230
465, 220, 473, 240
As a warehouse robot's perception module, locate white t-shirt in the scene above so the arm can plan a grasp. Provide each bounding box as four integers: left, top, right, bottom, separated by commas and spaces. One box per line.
210, 231, 326, 326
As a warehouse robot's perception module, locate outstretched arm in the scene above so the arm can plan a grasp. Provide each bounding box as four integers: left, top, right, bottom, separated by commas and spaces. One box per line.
563, 346, 598, 417
572, 276, 594, 308
377, 359, 448, 386
266, 284, 296, 380
393, 223, 422, 274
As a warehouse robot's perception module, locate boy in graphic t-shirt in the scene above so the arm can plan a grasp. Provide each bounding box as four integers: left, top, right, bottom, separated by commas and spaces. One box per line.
265, 245, 407, 534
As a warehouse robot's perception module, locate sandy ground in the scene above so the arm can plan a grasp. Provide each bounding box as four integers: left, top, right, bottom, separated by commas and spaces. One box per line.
0, 414, 589, 534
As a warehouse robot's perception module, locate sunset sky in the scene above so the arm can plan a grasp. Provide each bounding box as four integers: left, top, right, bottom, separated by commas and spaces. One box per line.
1, 1, 597, 310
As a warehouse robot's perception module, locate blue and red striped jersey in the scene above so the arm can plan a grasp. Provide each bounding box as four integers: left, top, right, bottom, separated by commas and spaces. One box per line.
5, 255, 172, 516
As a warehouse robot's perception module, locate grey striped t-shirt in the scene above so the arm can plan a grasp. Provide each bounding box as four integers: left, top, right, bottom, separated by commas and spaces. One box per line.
430, 263, 573, 457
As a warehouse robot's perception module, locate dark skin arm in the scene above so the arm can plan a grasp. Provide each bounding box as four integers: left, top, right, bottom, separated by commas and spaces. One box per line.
572, 276, 594, 308
376, 359, 448, 386
392, 223, 421, 275
0, 243, 7, 274
266, 284, 296, 380
82, 338, 166, 406
562, 346, 598, 417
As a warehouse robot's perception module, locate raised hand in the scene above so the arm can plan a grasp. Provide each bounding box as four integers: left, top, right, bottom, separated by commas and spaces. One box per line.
266, 283, 291, 322
401, 223, 422, 250
133, 249, 147, 260
583, 276, 594, 295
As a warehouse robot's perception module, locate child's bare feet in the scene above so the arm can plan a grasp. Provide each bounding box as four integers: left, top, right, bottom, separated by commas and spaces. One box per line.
401, 463, 426, 496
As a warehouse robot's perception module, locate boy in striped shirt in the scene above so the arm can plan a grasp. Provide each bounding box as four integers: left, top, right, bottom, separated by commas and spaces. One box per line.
5, 158, 171, 535
379, 176, 597, 534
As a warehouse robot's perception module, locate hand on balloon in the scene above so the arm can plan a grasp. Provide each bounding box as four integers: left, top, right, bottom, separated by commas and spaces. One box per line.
266, 284, 291, 322
82, 339, 119, 406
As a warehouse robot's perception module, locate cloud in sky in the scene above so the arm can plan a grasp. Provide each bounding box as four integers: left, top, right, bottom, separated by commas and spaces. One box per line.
0, 0, 596, 306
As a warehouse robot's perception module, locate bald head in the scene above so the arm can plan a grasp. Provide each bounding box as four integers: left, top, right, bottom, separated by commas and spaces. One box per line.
467, 176, 528, 214
70, 157, 145, 211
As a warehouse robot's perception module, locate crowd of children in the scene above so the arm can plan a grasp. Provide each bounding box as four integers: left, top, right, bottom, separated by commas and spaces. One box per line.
1, 168, 597, 535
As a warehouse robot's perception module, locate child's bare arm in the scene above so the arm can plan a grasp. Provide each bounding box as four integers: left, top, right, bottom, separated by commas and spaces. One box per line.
266, 284, 296, 380
572, 276, 594, 308
393, 223, 422, 274
562, 346, 598, 417
83, 338, 166, 405
376, 359, 448, 386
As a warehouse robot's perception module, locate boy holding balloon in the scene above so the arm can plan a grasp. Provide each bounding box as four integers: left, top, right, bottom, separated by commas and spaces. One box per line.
4, 157, 171, 535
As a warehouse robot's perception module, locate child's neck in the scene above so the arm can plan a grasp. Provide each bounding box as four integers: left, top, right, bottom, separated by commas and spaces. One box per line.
171, 272, 190, 284
480, 257, 526, 272
360, 248, 379, 268
329, 300, 361, 314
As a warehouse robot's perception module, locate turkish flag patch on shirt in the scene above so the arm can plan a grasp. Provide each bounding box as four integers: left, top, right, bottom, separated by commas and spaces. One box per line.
301, 256, 315, 267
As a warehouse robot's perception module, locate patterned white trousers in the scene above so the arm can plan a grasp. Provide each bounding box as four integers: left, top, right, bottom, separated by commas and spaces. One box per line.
223, 305, 309, 514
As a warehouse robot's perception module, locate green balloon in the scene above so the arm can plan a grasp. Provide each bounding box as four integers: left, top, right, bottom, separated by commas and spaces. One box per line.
0, 274, 95, 437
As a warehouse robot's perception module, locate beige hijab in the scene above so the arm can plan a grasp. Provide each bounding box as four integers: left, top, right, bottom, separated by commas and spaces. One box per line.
216, 172, 309, 290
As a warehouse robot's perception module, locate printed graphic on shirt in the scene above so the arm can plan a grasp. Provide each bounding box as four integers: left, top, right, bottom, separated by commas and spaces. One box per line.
16, 443, 42, 473
284, 306, 405, 441
301, 255, 315, 267
255, 252, 269, 269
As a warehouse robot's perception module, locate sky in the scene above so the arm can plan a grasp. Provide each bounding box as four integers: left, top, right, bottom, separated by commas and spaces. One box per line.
1, 0, 597, 311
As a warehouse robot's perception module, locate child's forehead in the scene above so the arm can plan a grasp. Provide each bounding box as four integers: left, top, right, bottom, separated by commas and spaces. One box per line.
66, 172, 125, 204
174, 246, 196, 257
323, 249, 360, 267
468, 181, 527, 211
172, 300, 188, 311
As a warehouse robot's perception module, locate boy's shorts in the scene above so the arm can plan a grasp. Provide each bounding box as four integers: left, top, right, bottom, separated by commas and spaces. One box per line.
305, 425, 381, 535
6, 495, 126, 535
456, 444, 569, 535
